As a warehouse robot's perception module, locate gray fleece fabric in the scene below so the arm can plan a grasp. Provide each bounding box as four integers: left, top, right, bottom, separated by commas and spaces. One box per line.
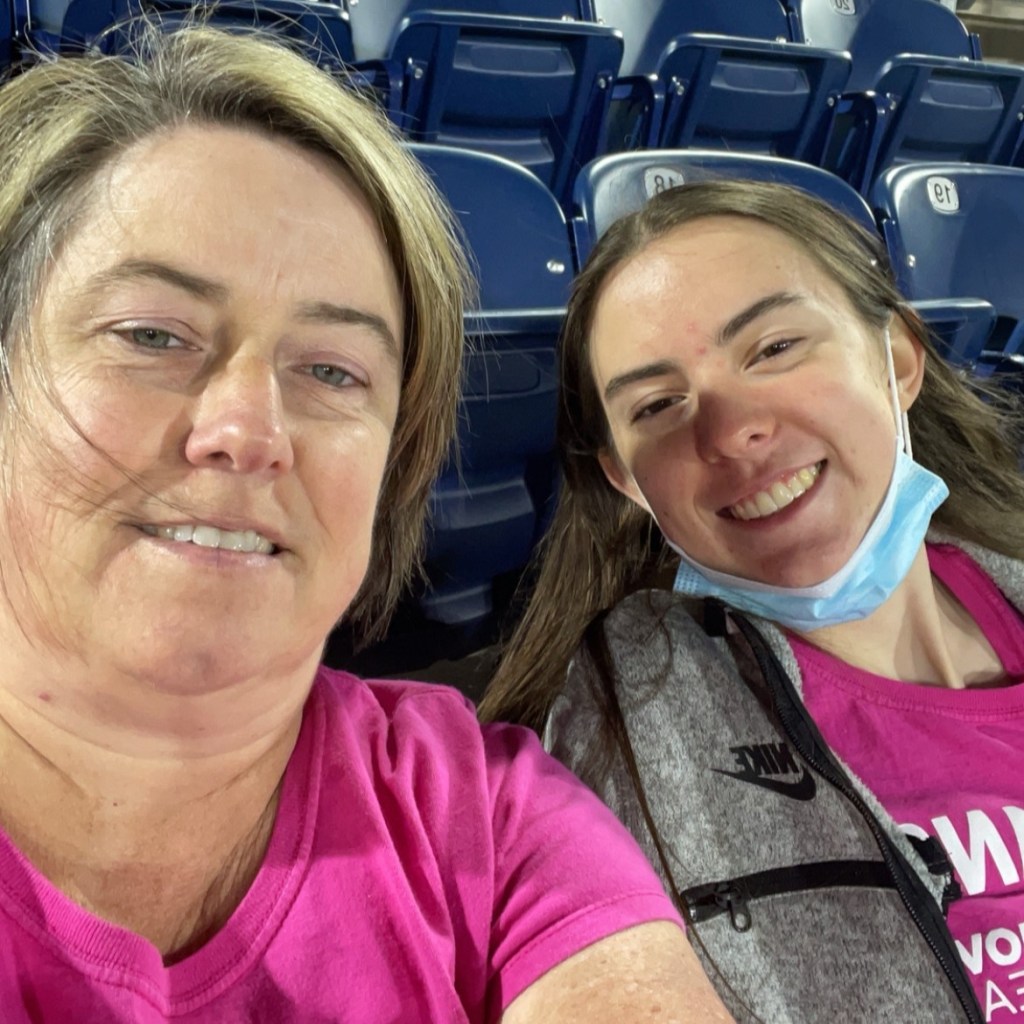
547, 535, 1023, 1023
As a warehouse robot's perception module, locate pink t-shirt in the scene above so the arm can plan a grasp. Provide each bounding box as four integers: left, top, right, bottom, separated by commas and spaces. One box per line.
793, 543, 1024, 1023
0, 668, 680, 1023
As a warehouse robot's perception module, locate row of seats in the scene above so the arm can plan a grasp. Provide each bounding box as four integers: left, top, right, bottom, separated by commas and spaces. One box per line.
6, 0, 1024, 205
326, 145, 1023, 676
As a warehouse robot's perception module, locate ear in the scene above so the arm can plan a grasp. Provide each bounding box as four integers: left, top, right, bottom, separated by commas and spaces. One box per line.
597, 448, 651, 514
889, 318, 927, 412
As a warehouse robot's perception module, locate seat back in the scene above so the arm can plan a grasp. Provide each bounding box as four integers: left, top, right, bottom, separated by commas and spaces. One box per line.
58, 0, 353, 64
572, 149, 875, 266
867, 56, 1024, 175
872, 163, 1024, 357
592, 0, 793, 77
410, 144, 572, 629
350, 0, 591, 62
389, 13, 621, 208
653, 34, 849, 164
790, 0, 974, 91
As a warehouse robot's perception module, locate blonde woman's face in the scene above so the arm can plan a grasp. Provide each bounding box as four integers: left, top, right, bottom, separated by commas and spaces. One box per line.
0, 124, 403, 690
591, 216, 921, 589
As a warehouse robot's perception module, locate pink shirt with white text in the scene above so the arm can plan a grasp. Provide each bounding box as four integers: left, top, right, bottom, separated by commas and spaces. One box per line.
793, 544, 1024, 1023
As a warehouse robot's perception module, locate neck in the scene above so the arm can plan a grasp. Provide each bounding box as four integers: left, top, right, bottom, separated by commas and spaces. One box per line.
794, 544, 1004, 689
0, 636, 318, 958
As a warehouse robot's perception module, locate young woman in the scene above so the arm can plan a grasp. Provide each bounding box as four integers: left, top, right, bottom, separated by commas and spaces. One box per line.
0, 26, 733, 1023
481, 180, 1024, 1023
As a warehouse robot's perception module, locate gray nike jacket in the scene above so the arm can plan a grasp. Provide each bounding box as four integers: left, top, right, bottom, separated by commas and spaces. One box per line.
546, 534, 1023, 1024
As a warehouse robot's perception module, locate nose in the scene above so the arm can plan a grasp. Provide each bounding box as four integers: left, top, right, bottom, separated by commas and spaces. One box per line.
184, 355, 294, 476
693, 388, 776, 463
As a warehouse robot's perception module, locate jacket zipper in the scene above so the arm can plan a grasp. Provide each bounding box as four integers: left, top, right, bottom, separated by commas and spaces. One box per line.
683, 859, 895, 931
718, 603, 984, 1024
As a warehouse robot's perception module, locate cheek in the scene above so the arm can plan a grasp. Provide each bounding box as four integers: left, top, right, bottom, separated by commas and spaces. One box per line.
305, 422, 394, 542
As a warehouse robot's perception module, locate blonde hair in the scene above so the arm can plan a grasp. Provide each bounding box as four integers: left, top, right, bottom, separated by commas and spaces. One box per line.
481, 179, 1024, 730
0, 25, 469, 642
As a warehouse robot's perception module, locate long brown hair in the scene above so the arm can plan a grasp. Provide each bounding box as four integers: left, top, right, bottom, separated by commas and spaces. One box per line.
479, 179, 1024, 731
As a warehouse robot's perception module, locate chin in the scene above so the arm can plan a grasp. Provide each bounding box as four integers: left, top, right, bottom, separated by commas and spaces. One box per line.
109, 633, 315, 695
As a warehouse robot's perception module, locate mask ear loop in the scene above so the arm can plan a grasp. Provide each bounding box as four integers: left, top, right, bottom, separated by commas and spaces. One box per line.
883, 326, 913, 459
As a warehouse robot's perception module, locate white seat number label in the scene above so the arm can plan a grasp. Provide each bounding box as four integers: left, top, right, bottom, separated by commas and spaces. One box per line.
926, 176, 960, 213
830, 0, 856, 14
644, 168, 685, 199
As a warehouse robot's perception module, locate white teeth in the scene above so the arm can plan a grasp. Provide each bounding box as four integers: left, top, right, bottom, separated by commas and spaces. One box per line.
730, 463, 821, 521
142, 523, 275, 554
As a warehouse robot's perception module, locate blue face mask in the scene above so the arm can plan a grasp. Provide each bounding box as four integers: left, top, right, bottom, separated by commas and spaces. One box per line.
649, 329, 950, 632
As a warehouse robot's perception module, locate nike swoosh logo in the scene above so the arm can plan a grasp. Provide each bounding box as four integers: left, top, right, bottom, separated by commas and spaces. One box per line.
713, 765, 817, 801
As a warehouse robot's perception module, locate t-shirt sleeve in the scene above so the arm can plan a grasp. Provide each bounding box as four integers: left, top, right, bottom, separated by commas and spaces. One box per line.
482, 720, 682, 1020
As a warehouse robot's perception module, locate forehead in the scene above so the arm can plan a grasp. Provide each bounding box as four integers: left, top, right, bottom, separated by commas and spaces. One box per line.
598, 216, 835, 328
589, 216, 850, 374
46, 123, 402, 335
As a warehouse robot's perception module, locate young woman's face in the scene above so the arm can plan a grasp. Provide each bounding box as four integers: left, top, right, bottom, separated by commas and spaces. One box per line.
591, 216, 923, 588
0, 124, 403, 690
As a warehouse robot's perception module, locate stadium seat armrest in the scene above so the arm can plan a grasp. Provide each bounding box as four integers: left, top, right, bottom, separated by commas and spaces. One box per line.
824, 89, 887, 194
603, 74, 662, 151
350, 58, 403, 124
911, 298, 997, 367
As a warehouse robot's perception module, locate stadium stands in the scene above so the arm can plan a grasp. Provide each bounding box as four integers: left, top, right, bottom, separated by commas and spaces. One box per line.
354, 10, 621, 208
409, 144, 571, 634
348, 0, 595, 62
873, 162, 1024, 369
570, 149, 878, 266
54, 0, 354, 64
595, 0, 850, 165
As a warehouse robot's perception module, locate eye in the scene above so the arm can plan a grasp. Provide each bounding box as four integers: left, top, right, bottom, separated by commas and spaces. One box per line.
128, 327, 186, 350
754, 337, 801, 362
631, 395, 683, 423
308, 363, 358, 389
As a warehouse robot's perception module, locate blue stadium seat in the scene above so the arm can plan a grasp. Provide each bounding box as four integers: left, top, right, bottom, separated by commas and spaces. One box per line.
788, 0, 979, 89
571, 149, 877, 266
594, 0, 850, 166
358, 11, 622, 209
409, 144, 572, 631
349, 0, 595, 62
828, 55, 1024, 194
571, 150, 996, 366
872, 163, 1024, 371
54, 0, 354, 65
592, 0, 795, 78
788, 0, 1023, 194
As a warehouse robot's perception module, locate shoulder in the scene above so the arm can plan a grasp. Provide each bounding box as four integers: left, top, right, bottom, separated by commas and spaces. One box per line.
314, 665, 479, 740
562, 590, 733, 712
312, 664, 585, 801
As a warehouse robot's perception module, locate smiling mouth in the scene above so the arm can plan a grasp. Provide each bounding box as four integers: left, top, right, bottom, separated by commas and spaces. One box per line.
727, 461, 824, 521
139, 523, 279, 554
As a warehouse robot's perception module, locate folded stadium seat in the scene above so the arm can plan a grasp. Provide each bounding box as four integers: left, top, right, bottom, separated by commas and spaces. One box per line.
323, 144, 573, 676
348, 0, 596, 62
571, 149, 996, 367
872, 162, 1024, 376
54, 0, 354, 66
352, 3, 621, 209
789, 0, 1024, 195
591, 0, 850, 166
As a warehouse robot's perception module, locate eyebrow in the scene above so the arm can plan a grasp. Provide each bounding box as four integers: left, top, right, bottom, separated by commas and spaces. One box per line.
295, 301, 400, 364
604, 359, 680, 402
84, 259, 231, 303
717, 291, 804, 346
83, 259, 400, 362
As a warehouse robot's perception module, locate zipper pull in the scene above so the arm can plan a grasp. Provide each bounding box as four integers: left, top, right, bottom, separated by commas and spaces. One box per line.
713, 883, 752, 932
